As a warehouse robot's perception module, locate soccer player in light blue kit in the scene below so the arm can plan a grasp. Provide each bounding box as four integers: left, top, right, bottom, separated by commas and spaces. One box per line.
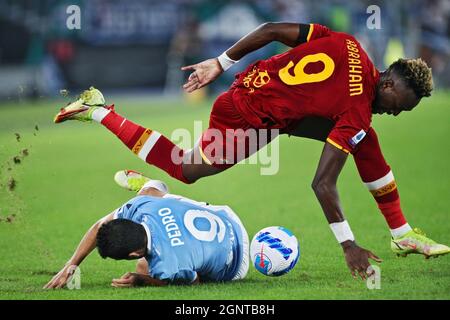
44, 171, 249, 288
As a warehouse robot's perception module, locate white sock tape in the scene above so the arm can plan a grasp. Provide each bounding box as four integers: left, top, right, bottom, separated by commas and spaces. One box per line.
217, 52, 238, 71
329, 220, 355, 243
139, 180, 169, 194
91, 107, 111, 123
390, 223, 411, 239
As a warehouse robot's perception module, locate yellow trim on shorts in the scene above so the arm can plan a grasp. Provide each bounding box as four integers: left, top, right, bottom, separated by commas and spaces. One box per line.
198, 145, 212, 165
307, 23, 314, 42
326, 138, 350, 154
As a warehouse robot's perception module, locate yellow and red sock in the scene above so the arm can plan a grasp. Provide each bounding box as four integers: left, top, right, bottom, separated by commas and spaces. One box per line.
92, 107, 190, 184
353, 129, 411, 237
363, 170, 407, 229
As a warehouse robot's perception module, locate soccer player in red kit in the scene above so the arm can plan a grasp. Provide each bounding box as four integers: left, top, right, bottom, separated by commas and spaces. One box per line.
54, 22, 449, 279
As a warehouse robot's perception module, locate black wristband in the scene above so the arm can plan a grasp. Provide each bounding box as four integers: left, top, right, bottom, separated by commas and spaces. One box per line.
296, 23, 311, 45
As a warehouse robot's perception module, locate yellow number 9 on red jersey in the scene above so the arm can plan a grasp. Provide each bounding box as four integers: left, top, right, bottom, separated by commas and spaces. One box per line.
278, 53, 335, 86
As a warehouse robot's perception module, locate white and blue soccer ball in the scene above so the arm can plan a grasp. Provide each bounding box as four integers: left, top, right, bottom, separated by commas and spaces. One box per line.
250, 226, 300, 276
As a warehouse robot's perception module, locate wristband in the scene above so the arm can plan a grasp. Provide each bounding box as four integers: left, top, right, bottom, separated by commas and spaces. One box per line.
329, 220, 355, 243
217, 52, 238, 71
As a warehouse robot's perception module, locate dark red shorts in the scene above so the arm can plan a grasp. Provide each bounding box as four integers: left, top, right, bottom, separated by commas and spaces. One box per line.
199, 90, 276, 168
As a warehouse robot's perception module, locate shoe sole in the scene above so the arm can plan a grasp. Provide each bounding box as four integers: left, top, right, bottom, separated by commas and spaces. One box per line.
114, 170, 150, 191
54, 106, 89, 123
393, 249, 450, 259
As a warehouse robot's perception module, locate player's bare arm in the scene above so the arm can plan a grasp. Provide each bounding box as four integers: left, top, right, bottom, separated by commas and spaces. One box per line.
312, 143, 382, 279
111, 272, 168, 288
111, 271, 200, 288
44, 185, 169, 290
44, 212, 115, 289
182, 22, 302, 93
44, 210, 170, 289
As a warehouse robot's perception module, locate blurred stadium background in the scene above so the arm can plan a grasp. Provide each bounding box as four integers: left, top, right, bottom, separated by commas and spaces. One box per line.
0, 0, 449, 101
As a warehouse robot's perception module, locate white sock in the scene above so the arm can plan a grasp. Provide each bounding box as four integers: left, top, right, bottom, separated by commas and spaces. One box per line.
139, 180, 169, 194
91, 107, 111, 123
390, 223, 412, 238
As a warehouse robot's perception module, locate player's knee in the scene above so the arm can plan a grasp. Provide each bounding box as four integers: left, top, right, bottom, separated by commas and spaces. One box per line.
181, 162, 224, 184
183, 176, 198, 184
181, 170, 202, 184
311, 179, 330, 195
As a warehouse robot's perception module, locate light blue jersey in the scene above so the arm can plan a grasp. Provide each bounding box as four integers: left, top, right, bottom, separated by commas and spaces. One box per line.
114, 194, 247, 283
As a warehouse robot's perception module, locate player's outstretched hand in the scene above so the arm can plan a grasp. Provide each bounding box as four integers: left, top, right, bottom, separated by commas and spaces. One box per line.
342, 242, 382, 280
43, 264, 78, 289
181, 58, 223, 93
111, 272, 139, 288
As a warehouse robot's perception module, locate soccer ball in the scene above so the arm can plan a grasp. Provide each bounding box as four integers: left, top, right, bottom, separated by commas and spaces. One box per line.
250, 226, 300, 276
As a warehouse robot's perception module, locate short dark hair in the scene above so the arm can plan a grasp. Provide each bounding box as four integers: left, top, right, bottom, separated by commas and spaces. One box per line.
96, 219, 147, 260
388, 58, 433, 98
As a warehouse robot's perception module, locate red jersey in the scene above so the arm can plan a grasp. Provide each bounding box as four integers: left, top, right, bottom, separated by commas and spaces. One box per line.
231, 24, 380, 153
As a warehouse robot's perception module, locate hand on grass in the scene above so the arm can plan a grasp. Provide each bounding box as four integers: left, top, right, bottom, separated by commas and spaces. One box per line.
43, 264, 78, 289
111, 272, 140, 288
342, 241, 382, 280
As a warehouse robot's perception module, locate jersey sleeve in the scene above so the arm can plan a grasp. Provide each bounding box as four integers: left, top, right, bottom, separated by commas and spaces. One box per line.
326, 105, 371, 154
150, 259, 198, 284
172, 270, 198, 284
297, 23, 331, 44
113, 202, 135, 220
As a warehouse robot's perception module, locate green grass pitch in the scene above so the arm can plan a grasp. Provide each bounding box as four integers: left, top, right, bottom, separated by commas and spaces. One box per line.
0, 91, 449, 300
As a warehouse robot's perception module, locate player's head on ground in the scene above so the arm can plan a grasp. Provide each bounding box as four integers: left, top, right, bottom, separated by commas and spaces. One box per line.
373, 58, 433, 116
96, 219, 148, 260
